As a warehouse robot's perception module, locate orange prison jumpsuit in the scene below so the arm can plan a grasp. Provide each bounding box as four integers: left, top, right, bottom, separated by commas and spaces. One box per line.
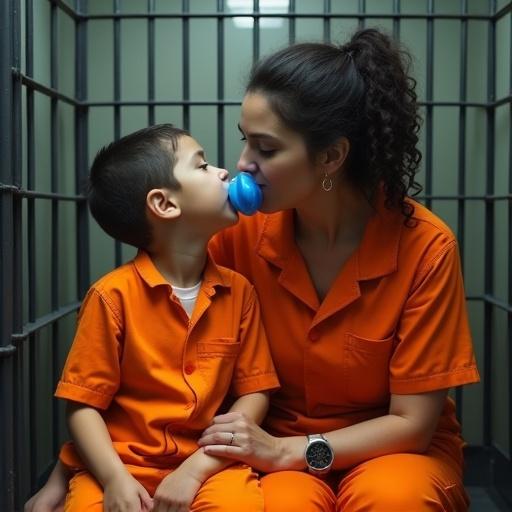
209, 192, 480, 511
55, 251, 279, 511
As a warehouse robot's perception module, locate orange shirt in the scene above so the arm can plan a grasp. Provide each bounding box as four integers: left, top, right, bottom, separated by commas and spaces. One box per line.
209, 194, 480, 449
55, 251, 279, 469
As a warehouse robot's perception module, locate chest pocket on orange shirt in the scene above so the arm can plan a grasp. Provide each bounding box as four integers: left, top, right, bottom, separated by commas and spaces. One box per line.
343, 333, 394, 406
196, 338, 240, 389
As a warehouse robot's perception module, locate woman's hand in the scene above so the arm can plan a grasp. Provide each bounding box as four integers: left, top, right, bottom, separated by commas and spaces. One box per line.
198, 411, 304, 473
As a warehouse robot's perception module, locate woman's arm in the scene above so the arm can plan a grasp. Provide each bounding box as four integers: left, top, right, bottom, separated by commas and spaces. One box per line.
173, 391, 270, 483
199, 389, 447, 472
152, 392, 269, 512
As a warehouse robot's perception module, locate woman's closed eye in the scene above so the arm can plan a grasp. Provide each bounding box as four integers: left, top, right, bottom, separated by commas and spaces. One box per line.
258, 147, 276, 157
199, 162, 209, 171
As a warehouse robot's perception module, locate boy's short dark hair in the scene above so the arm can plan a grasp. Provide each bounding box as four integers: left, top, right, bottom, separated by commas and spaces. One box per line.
88, 123, 188, 249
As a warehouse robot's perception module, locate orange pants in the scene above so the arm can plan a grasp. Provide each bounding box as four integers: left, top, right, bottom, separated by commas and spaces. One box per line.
261, 451, 469, 511
64, 463, 263, 511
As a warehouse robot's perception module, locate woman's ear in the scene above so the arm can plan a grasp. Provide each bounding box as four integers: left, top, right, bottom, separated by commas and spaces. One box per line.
146, 188, 181, 219
320, 136, 350, 176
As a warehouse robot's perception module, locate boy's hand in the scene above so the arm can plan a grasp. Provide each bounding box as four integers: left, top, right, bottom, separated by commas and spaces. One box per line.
24, 485, 65, 512
103, 472, 153, 512
152, 467, 203, 512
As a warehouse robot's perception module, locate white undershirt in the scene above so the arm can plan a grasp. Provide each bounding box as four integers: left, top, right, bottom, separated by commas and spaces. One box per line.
172, 281, 202, 317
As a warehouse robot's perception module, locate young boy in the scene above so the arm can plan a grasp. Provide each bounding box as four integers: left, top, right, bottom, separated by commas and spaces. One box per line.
52, 124, 279, 511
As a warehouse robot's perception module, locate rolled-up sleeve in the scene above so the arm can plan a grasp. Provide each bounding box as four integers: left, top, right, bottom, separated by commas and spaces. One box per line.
390, 240, 480, 394
55, 287, 122, 409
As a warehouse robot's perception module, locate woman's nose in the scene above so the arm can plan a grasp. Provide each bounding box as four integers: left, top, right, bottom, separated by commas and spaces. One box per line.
237, 145, 254, 172
237, 152, 258, 173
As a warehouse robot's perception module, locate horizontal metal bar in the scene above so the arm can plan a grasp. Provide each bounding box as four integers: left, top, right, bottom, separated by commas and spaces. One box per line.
0, 345, 17, 359
466, 295, 512, 313
86, 99, 244, 107
11, 302, 81, 344
11, 87, 506, 110
417, 194, 511, 201
12, 69, 81, 107
493, 94, 512, 108
84, 12, 491, 21
47, 0, 80, 21
85, 100, 499, 108
493, 1, 511, 21
0, 183, 86, 201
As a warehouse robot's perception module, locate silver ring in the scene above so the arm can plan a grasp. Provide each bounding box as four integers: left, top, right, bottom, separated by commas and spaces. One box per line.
229, 432, 235, 446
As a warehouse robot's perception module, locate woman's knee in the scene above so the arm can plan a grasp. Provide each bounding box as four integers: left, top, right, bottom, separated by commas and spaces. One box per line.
337, 454, 469, 512
261, 471, 336, 512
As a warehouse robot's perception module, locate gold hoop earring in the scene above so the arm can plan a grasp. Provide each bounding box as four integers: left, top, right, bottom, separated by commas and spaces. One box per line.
322, 172, 333, 192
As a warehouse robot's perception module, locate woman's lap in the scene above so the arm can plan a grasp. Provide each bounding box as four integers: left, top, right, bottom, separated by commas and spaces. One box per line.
261, 449, 469, 512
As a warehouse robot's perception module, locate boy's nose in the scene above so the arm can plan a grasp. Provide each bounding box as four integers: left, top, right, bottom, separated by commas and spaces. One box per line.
218, 168, 229, 181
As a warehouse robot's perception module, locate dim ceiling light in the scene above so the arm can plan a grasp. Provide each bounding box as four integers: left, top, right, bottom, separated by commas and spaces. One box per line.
227, 0, 289, 28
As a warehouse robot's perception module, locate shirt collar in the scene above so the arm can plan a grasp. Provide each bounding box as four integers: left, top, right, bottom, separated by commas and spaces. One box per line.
133, 250, 232, 292
256, 189, 403, 282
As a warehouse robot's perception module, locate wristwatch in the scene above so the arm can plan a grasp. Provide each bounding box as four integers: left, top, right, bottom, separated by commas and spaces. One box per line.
304, 434, 334, 476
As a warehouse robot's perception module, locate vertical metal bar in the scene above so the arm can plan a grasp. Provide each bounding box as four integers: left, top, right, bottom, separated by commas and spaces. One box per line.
483, 0, 496, 448
289, 0, 295, 45
0, 0, 15, 508
148, 0, 155, 126
508, 1, 512, 463
25, 0, 38, 492
75, 0, 90, 299
50, 0, 61, 458
323, 0, 330, 43
113, 0, 122, 267
393, 0, 401, 40
425, 0, 434, 211
217, 0, 224, 169
11, 0, 23, 506
455, 0, 468, 421
253, 0, 259, 64
455, 0, 468, 423
182, 0, 189, 131
358, 0, 366, 30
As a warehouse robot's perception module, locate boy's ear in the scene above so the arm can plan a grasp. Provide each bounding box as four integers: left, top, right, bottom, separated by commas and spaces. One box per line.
318, 136, 350, 176
146, 188, 181, 219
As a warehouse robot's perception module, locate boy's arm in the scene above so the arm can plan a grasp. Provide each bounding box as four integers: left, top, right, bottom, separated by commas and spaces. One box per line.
66, 401, 127, 486
67, 402, 153, 510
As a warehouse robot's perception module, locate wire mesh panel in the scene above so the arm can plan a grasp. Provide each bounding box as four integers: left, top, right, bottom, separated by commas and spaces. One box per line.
0, 0, 511, 510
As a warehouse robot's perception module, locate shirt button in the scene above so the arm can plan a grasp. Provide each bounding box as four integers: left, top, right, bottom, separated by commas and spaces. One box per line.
184, 363, 196, 374
308, 329, 320, 341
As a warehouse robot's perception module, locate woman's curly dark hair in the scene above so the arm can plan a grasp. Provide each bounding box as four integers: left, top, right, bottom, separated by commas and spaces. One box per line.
246, 28, 423, 222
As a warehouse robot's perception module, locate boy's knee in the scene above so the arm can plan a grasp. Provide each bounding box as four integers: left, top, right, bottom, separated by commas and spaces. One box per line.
192, 464, 264, 512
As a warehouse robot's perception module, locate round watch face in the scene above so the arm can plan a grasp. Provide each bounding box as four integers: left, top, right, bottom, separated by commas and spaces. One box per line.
306, 441, 333, 469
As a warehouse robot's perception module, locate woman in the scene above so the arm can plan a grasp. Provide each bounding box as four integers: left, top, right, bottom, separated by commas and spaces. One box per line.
26, 28, 479, 511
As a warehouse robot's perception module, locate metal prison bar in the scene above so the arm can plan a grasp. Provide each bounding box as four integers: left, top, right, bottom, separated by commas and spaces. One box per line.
0, 0, 511, 510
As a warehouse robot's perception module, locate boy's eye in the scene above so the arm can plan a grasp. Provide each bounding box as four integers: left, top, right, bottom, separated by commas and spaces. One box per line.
199, 162, 209, 171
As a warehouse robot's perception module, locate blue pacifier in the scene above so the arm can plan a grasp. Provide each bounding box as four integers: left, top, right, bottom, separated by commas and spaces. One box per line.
227, 172, 262, 216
